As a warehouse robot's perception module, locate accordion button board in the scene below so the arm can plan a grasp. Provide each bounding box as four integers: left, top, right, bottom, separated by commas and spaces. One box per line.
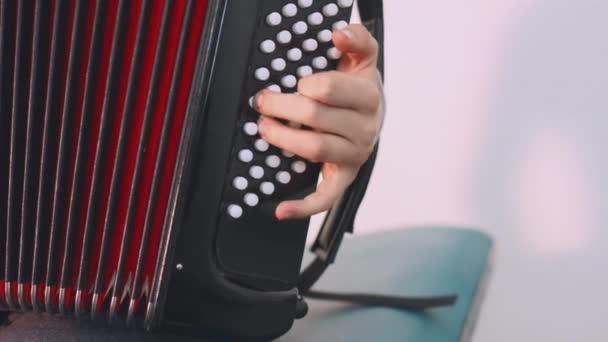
161, 1, 357, 332
221, 1, 354, 224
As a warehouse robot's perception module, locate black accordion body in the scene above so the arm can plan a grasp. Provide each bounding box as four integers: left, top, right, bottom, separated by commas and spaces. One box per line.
0, 0, 386, 339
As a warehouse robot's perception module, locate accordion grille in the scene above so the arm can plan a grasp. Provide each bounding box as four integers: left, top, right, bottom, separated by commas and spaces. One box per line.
0, 0, 207, 320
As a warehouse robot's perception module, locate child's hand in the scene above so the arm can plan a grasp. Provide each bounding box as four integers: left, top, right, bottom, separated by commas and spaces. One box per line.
255, 25, 383, 220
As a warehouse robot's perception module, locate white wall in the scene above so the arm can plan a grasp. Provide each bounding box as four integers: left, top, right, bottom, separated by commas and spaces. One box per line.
353, 0, 608, 341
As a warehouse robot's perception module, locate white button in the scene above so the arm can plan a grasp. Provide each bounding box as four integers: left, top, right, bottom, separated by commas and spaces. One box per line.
243, 122, 258, 136
282, 4, 298, 17
287, 48, 302, 62
308, 12, 323, 26
281, 75, 297, 88
249, 166, 264, 179
312, 56, 328, 69
297, 65, 313, 78
333, 20, 348, 31
255, 67, 270, 81
266, 12, 282, 26
244, 193, 260, 207
271, 58, 287, 71
302, 39, 318, 52
255, 139, 270, 152
267, 84, 281, 93
282, 150, 295, 158
323, 4, 339, 16
276, 30, 292, 45
292, 21, 308, 35
337, 0, 354, 8
227, 204, 243, 219
317, 29, 333, 43
298, 0, 313, 8
260, 40, 276, 54
233, 177, 249, 190
327, 47, 342, 60
260, 182, 276, 195
249, 96, 255, 108
238, 149, 254, 163
265, 155, 281, 168
291, 160, 307, 174
276, 171, 292, 184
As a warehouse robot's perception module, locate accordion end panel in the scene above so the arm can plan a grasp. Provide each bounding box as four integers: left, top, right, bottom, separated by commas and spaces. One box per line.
0, 0, 209, 322
158, 0, 356, 339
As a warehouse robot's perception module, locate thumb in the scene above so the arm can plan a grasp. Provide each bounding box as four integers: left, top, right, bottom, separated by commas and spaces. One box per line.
332, 24, 379, 71
275, 165, 357, 220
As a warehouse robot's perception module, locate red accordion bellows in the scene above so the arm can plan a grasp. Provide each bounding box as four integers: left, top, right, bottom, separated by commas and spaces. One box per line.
0, 0, 207, 318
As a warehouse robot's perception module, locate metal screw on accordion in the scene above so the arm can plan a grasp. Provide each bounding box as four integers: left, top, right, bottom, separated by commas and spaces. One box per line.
176, 263, 184, 271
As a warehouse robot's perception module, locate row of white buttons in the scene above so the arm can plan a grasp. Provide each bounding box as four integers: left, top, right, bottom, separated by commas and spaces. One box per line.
243, 123, 314, 162
227, 156, 315, 217
230, 180, 274, 195
233, 170, 292, 190
233, 169, 293, 188
233, 177, 275, 194
225, 171, 303, 216
248, 161, 307, 179
240, 147, 297, 163
267, 4, 344, 28
253, 57, 332, 93
232, 161, 304, 184
261, 41, 341, 62
226, 185, 271, 218
254, 70, 299, 87
240, 145, 296, 160
233, 158, 305, 180
266, 55, 322, 76
273, 36, 320, 52
295, 0, 353, 9
226, 185, 265, 218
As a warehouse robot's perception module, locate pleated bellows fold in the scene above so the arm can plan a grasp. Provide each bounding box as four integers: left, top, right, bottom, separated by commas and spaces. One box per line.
0, 0, 208, 321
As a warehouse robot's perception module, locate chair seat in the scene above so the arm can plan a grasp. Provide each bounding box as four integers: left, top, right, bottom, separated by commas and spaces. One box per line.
281, 227, 493, 342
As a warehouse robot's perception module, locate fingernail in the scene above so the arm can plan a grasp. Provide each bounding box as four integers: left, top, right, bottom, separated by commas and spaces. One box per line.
253, 91, 265, 110
277, 209, 293, 221
257, 116, 267, 137
339, 28, 354, 40
276, 204, 294, 221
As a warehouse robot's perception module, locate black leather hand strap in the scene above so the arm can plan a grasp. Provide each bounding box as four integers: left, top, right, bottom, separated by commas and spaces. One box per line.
298, 0, 458, 311
304, 290, 458, 310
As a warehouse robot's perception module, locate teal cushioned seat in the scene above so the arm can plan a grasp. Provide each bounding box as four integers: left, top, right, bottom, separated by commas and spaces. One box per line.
281, 227, 493, 342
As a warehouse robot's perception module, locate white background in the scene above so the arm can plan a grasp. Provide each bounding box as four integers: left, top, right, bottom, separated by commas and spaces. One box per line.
333, 0, 608, 341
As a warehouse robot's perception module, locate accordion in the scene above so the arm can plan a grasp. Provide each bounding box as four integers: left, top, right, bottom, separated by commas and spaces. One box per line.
0, 0, 394, 339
